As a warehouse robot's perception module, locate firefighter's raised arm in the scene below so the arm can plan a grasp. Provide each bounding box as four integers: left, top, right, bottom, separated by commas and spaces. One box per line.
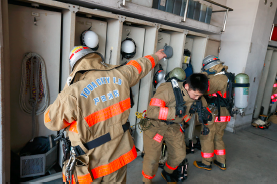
117, 49, 167, 87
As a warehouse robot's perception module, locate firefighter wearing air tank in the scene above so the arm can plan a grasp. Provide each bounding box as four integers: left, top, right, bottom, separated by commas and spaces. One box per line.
194, 55, 232, 171
44, 45, 167, 183
142, 69, 212, 183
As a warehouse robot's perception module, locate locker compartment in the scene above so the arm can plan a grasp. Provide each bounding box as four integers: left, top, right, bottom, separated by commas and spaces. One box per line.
183, 32, 208, 73
121, 24, 146, 147
254, 48, 277, 118
8, 4, 61, 153
75, 15, 107, 57
205, 39, 220, 57
119, 19, 158, 151
151, 26, 186, 96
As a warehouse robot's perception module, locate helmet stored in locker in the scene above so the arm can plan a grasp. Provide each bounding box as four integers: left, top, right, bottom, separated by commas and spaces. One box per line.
121, 38, 136, 59
202, 55, 224, 71
153, 64, 166, 88
69, 46, 95, 70
81, 29, 99, 51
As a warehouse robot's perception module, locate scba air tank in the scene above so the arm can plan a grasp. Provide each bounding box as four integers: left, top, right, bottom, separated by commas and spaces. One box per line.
234, 74, 250, 110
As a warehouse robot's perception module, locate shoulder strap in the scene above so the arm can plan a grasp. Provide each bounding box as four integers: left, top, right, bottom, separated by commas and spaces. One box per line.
170, 78, 186, 108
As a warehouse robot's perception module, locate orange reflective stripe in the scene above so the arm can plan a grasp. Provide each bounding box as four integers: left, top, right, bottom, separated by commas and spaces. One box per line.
165, 161, 178, 170
127, 60, 142, 74
214, 149, 226, 155
63, 174, 66, 182
272, 99, 277, 102
207, 81, 210, 92
142, 170, 155, 180
206, 107, 212, 113
209, 91, 226, 98
215, 116, 231, 122
274, 84, 277, 87
217, 91, 226, 98
144, 55, 155, 69
271, 94, 277, 99
185, 118, 191, 122
85, 98, 131, 127
63, 174, 76, 184
223, 92, 227, 98
69, 121, 78, 133
182, 115, 188, 120
149, 98, 166, 107
77, 173, 93, 183
44, 110, 51, 123
201, 152, 214, 158
158, 107, 168, 120
153, 133, 163, 143
209, 93, 217, 97
91, 145, 137, 179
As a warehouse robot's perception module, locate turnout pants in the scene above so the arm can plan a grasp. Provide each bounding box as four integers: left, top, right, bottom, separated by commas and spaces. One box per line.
200, 121, 228, 165
142, 123, 186, 182
93, 165, 127, 182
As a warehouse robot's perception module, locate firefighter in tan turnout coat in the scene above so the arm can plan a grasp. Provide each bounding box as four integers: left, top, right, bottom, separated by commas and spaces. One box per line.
194, 55, 231, 171
44, 46, 166, 183
142, 72, 211, 183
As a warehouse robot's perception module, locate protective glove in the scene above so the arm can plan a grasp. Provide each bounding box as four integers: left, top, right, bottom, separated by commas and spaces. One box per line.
176, 105, 187, 118
201, 107, 213, 121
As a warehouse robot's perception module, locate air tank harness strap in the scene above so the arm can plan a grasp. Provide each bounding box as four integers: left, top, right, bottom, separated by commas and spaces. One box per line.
215, 93, 229, 121
170, 78, 186, 117
72, 122, 130, 157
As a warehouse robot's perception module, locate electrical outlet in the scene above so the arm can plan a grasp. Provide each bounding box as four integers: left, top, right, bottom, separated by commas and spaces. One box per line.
31, 12, 39, 17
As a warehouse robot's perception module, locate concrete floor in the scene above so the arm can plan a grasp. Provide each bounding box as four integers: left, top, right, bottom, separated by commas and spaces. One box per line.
127, 124, 277, 183
47, 124, 277, 183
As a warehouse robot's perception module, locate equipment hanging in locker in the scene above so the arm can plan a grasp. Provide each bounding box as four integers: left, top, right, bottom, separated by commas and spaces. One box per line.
121, 37, 137, 59
153, 64, 166, 89
234, 73, 250, 115
163, 44, 173, 59
81, 26, 99, 51
19, 52, 49, 141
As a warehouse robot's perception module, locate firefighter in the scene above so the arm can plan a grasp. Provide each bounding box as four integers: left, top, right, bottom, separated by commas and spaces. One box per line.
44, 46, 167, 183
142, 71, 211, 183
194, 55, 231, 171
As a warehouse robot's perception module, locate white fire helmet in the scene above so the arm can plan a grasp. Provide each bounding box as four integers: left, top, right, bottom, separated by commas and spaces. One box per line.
81, 30, 99, 51
121, 38, 136, 59
69, 46, 94, 70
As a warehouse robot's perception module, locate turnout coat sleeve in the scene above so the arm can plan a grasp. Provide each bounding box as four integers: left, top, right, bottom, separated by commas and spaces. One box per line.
117, 54, 159, 87
146, 83, 176, 121
44, 90, 78, 131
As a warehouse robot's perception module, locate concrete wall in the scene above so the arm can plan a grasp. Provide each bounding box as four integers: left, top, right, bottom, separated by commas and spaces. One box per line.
219, 0, 277, 131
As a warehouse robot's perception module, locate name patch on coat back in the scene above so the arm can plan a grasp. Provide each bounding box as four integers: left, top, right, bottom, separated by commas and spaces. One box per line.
80, 77, 122, 105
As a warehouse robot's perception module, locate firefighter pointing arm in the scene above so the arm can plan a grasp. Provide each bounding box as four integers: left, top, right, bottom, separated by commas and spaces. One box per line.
44, 46, 166, 183
142, 72, 211, 183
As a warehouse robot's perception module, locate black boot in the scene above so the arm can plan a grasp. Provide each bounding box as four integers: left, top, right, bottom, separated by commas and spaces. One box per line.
214, 160, 226, 170
193, 161, 212, 171
194, 137, 201, 150
161, 170, 177, 183
173, 159, 188, 182
186, 140, 194, 154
